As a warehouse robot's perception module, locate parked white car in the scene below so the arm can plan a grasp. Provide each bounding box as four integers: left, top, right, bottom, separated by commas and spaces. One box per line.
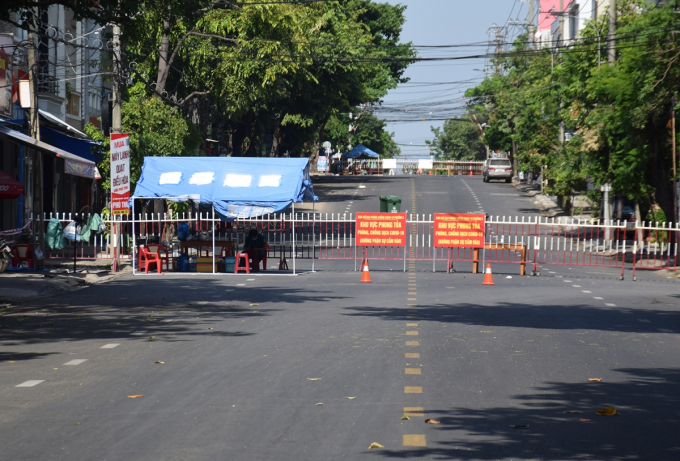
483, 159, 512, 183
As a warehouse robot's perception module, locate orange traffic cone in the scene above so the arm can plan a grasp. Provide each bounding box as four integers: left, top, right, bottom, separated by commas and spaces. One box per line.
482, 264, 495, 285
469, 170, 473, 177
360, 258, 372, 283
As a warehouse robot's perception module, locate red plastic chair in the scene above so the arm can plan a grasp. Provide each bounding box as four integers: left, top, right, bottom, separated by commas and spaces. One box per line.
145, 244, 170, 272
234, 252, 250, 274
11, 245, 34, 269
139, 246, 162, 274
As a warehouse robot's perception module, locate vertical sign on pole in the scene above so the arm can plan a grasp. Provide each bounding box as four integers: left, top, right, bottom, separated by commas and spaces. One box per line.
110, 133, 130, 272
110, 133, 130, 215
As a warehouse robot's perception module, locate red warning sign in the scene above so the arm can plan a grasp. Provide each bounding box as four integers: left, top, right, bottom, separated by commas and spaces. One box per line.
434, 213, 485, 248
356, 212, 407, 246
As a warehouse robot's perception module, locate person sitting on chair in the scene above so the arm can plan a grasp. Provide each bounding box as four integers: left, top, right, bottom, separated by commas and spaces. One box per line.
243, 228, 267, 272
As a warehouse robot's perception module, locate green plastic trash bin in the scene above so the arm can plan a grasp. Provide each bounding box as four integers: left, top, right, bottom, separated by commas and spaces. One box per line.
380, 195, 401, 213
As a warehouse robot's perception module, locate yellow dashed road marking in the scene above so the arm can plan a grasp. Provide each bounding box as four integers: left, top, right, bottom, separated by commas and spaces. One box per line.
404, 386, 422, 394
408, 298, 417, 301
404, 407, 424, 416
406, 331, 419, 336
405, 368, 421, 375
403, 434, 426, 446
407, 323, 418, 326
405, 353, 420, 358
405, 341, 420, 346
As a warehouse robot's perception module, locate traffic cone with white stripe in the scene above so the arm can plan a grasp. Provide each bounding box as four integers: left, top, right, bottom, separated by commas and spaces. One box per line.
482, 264, 495, 285
360, 258, 372, 283
469, 170, 473, 177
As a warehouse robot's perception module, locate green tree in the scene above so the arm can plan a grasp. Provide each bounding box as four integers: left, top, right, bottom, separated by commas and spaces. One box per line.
325, 110, 400, 158
425, 118, 486, 160
85, 83, 201, 191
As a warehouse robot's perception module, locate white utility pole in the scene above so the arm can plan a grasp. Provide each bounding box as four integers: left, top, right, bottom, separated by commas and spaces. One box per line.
111, 19, 122, 272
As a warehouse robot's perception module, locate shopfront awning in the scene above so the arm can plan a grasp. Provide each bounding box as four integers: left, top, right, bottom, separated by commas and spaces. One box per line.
0, 125, 96, 179
41, 126, 102, 163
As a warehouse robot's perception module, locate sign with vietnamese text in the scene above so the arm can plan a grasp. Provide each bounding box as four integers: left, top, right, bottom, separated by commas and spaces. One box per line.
317, 156, 328, 172
434, 213, 485, 248
65, 158, 96, 179
356, 212, 406, 246
110, 133, 130, 215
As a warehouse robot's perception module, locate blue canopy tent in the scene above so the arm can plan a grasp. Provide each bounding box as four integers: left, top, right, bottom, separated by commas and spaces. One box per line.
131, 157, 318, 275
342, 144, 380, 159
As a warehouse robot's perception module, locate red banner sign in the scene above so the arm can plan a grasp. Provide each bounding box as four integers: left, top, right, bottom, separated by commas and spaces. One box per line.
110, 133, 130, 215
356, 212, 406, 246
434, 213, 485, 248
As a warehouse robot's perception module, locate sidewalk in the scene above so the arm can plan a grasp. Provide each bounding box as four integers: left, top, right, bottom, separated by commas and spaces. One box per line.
514, 181, 565, 217
0, 263, 131, 303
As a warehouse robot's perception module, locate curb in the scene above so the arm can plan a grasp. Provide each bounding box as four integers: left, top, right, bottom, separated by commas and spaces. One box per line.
513, 181, 565, 218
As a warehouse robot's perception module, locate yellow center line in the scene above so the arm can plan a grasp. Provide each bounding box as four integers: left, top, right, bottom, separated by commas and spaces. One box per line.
404, 407, 424, 416
403, 434, 426, 446
402, 179, 426, 449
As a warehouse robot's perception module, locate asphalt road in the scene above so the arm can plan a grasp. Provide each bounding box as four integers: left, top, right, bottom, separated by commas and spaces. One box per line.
298, 174, 541, 218
2, 176, 680, 461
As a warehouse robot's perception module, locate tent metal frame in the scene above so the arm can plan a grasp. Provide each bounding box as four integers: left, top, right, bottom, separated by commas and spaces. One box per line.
131, 196, 314, 277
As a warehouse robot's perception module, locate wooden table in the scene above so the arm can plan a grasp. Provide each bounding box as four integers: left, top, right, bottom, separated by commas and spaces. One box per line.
472, 242, 527, 276
179, 240, 235, 257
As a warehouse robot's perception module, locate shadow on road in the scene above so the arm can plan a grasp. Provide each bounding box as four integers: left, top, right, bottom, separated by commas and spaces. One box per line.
344, 301, 680, 334
0, 277, 347, 347
369, 367, 680, 460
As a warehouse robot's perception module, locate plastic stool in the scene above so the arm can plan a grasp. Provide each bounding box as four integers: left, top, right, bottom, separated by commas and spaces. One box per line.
234, 252, 250, 274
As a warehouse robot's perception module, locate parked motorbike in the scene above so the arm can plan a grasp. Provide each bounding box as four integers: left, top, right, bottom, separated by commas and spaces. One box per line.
0, 237, 10, 273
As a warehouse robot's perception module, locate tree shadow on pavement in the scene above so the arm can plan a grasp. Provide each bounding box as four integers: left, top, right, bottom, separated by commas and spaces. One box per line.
0, 276, 347, 347
344, 301, 680, 334
370, 367, 680, 460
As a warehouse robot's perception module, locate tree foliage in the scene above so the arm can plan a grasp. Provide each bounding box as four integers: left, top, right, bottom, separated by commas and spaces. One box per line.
425, 118, 486, 161
325, 109, 400, 158
462, 0, 680, 220
85, 83, 201, 190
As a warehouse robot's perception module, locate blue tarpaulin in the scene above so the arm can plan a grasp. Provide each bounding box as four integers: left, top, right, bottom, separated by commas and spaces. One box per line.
40, 126, 103, 163
342, 144, 379, 159
132, 157, 318, 220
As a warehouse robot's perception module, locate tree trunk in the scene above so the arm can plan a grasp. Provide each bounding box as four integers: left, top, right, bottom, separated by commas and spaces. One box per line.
511, 139, 518, 179
155, 14, 171, 96
650, 124, 674, 223
309, 115, 330, 174
269, 119, 281, 157
231, 112, 254, 157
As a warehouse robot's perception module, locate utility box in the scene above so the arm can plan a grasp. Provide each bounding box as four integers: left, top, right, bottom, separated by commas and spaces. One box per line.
379, 195, 401, 213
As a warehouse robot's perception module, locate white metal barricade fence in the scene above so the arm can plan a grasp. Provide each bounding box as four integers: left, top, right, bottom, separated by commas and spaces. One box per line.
37, 212, 680, 278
